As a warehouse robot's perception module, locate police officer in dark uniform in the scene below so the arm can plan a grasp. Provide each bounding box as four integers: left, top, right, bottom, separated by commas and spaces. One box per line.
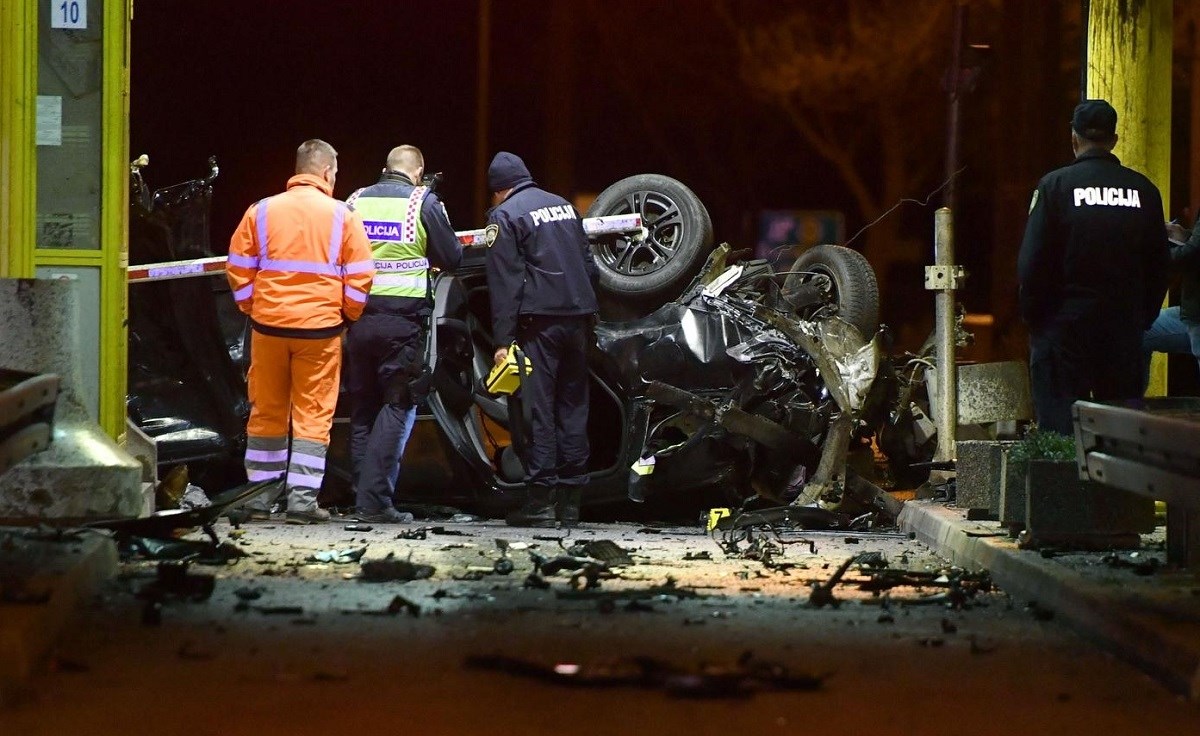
1018, 99, 1169, 435
484, 151, 599, 527
346, 145, 462, 523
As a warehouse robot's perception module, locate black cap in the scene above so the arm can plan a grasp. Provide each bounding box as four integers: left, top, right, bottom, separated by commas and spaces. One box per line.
1071, 99, 1117, 141
487, 151, 533, 192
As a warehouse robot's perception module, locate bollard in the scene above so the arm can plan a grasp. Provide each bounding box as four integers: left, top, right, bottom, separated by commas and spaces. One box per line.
926, 208, 964, 466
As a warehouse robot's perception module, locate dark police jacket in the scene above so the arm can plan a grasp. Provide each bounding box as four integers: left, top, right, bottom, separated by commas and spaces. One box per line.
1017, 149, 1169, 334
485, 181, 599, 347
348, 172, 462, 319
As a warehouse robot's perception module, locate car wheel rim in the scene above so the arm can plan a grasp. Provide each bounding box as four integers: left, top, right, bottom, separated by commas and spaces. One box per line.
594, 190, 684, 277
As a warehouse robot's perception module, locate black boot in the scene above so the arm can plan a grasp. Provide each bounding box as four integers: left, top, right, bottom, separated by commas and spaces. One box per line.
506, 486, 557, 527
556, 486, 582, 528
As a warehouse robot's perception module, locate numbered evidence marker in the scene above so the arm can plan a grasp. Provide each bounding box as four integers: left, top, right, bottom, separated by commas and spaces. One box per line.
51, 0, 87, 30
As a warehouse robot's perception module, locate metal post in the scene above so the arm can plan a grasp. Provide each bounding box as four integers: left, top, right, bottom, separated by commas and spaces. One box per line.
931, 207, 958, 464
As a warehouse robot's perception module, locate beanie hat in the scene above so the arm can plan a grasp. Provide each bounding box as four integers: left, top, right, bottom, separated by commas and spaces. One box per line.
1071, 99, 1117, 141
487, 151, 533, 192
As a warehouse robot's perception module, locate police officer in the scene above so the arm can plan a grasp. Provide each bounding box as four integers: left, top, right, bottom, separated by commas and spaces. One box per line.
484, 151, 599, 527
346, 145, 462, 523
1018, 99, 1169, 435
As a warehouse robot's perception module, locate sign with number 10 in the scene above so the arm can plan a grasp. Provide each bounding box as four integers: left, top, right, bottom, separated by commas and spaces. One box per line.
51, 0, 87, 30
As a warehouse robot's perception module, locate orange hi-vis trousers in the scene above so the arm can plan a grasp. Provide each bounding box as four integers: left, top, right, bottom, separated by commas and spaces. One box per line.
243, 331, 341, 512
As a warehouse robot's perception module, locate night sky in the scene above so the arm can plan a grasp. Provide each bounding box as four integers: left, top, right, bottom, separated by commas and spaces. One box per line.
131, 2, 858, 237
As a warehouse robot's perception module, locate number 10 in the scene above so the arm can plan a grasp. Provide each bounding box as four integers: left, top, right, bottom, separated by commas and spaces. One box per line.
59, 1, 80, 25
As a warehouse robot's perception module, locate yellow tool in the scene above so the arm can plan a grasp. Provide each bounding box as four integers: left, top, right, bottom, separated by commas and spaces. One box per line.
485, 344, 533, 395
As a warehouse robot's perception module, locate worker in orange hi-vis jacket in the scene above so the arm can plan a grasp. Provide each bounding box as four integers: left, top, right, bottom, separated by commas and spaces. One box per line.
226, 139, 375, 524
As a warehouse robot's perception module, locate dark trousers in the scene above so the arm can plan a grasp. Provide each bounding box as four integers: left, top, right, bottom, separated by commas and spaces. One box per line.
517, 314, 591, 489
345, 312, 423, 511
1029, 319, 1142, 436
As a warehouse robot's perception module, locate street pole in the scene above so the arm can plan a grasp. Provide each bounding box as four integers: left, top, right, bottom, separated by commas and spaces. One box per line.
931, 208, 960, 467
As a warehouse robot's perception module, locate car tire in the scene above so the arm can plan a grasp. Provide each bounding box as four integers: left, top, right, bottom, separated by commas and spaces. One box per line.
783, 244, 880, 338
586, 174, 714, 305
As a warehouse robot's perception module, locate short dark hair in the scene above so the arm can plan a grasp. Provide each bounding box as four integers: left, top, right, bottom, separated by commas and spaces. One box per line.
295, 139, 337, 175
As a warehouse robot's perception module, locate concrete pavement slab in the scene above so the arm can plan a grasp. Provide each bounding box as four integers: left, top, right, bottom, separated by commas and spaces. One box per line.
0, 528, 117, 705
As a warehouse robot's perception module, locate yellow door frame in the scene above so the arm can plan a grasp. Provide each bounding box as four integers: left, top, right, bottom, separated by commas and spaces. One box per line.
1, 0, 131, 438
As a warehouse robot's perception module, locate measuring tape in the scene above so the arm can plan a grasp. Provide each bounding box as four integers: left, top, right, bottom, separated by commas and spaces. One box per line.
128, 213, 644, 283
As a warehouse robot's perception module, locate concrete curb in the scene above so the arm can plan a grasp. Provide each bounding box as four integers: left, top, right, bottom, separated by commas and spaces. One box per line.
899, 500, 1200, 700
0, 530, 118, 705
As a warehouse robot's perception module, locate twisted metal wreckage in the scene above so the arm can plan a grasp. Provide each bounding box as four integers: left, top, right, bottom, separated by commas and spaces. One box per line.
124, 158, 934, 524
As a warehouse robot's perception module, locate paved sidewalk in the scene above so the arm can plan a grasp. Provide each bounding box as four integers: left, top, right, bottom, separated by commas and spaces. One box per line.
899, 500, 1200, 700
0, 528, 118, 705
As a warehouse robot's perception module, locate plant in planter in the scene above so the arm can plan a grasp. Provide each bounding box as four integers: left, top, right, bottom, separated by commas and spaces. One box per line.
1007, 428, 1153, 550
998, 429, 1072, 535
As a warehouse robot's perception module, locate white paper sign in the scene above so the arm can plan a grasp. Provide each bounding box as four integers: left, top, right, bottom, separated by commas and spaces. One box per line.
36, 95, 62, 146
50, 0, 87, 30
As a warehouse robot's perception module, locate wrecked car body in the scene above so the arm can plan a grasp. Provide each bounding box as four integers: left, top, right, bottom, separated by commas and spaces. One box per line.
427, 235, 886, 515
125, 164, 892, 516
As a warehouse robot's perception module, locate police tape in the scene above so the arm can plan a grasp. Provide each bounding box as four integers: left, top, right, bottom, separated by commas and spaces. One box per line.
127, 213, 645, 283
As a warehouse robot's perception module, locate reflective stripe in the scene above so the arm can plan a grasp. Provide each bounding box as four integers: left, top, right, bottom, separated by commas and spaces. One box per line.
258, 258, 342, 277
404, 187, 428, 243
372, 273, 427, 290
234, 284, 254, 301
254, 197, 271, 258
328, 204, 346, 264
246, 448, 289, 463
291, 452, 326, 470
345, 286, 369, 303
247, 468, 283, 482
343, 259, 375, 275
374, 257, 428, 272
228, 253, 260, 269
287, 471, 322, 489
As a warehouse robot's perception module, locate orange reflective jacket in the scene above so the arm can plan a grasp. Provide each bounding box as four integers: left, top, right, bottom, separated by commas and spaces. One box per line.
227, 174, 374, 331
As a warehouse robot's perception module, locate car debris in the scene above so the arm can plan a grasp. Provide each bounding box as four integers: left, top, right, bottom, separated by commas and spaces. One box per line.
88, 477, 278, 546
463, 650, 826, 699
308, 547, 368, 564
348, 594, 421, 617
1099, 551, 1161, 576
359, 553, 435, 582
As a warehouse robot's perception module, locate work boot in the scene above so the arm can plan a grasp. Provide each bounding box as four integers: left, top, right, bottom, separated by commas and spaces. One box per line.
286, 506, 331, 525
354, 507, 415, 524
556, 487, 582, 528
505, 486, 557, 528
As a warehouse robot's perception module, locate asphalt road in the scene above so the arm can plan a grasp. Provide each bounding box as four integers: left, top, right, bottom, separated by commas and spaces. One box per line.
2, 518, 1196, 735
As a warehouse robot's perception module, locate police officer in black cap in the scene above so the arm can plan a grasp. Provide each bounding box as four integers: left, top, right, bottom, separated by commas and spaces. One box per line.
484, 151, 599, 527
1017, 99, 1170, 434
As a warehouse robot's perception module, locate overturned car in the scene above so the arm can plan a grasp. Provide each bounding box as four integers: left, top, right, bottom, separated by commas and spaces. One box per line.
128, 163, 903, 518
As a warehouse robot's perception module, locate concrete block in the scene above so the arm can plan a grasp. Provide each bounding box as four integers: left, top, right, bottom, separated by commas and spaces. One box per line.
955, 440, 1017, 515
998, 448, 1027, 531
0, 278, 142, 522
1023, 459, 1155, 548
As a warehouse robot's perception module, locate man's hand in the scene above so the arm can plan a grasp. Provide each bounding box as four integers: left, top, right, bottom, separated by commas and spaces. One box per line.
494, 346, 509, 367
1167, 221, 1189, 243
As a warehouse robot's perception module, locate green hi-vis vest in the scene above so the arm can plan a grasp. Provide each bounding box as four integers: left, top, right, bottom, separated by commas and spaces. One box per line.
350, 185, 431, 299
